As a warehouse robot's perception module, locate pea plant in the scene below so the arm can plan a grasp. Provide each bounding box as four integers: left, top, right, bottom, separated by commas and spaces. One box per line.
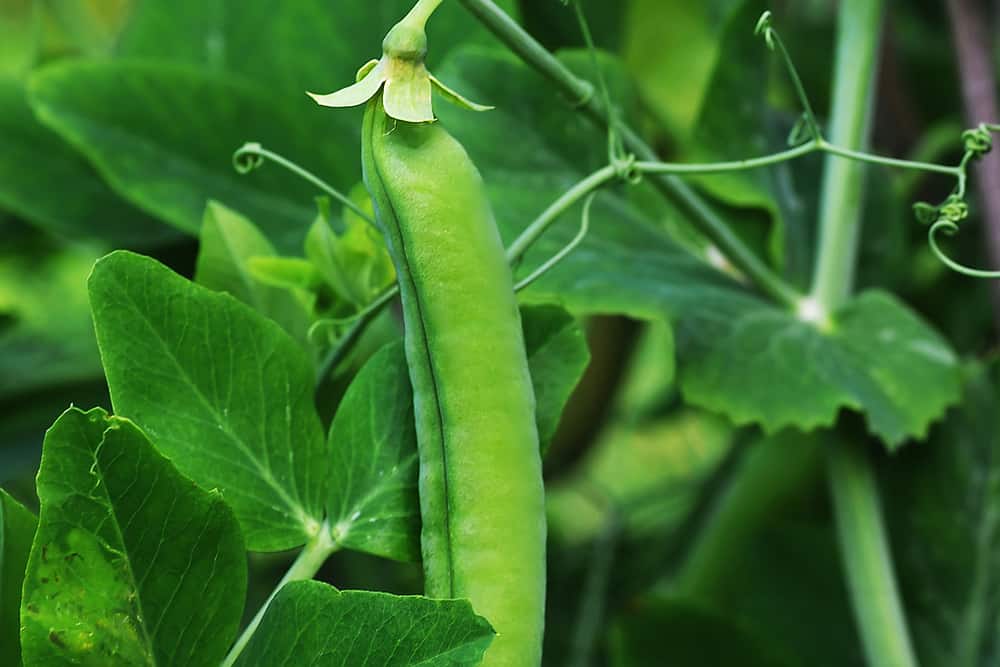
1, 0, 999, 666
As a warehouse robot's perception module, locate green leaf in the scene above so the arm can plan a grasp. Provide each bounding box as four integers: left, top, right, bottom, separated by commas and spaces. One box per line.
677, 290, 961, 448
521, 305, 591, 451
20, 407, 246, 667
547, 408, 732, 548
610, 598, 795, 667
305, 192, 395, 309
325, 307, 588, 562
0, 2, 40, 79
326, 342, 419, 562
195, 201, 313, 346
245, 257, 321, 292
115, 0, 520, 98
0, 230, 103, 400
234, 580, 494, 667
89, 251, 328, 551
1, 489, 36, 667
623, 0, 746, 138
0, 79, 171, 246
29, 61, 358, 250
883, 364, 1000, 667
686, 0, 797, 277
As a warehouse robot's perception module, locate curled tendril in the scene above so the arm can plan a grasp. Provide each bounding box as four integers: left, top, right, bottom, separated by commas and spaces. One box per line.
230, 142, 376, 226
755, 11, 776, 50
929, 219, 1000, 278
233, 142, 265, 174
962, 123, 994, 158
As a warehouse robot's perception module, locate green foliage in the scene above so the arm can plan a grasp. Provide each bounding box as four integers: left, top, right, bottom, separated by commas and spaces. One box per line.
0, 231, 102, 400
233, 580, 494, 667
884, 364, 1000, 667
0, 1, 996, 664
21, 407, 245, 666
0, 79, 170, 245
1, 489, 36, 667
89, 251, 329, 551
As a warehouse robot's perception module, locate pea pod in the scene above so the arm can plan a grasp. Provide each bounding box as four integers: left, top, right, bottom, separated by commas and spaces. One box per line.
311, 3, 547, 664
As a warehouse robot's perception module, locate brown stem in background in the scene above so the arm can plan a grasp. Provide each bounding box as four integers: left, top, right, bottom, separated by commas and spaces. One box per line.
946, 0, 1000, 334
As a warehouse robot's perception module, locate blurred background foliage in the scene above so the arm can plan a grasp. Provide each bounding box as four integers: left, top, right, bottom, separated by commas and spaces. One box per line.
1, 1, 1000, 665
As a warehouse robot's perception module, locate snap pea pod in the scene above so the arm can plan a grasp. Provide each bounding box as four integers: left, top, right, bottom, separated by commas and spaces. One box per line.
361, 94, 546, 667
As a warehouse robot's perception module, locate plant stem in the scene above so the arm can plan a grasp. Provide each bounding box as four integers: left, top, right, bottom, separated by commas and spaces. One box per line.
809, 2, 917, 666
809, 0, 884, 308
404, 0, 445, 27
672, 434, 821, 601
826, 440, 917, 667
458, 0, 801, 308
221, 525, 339, 667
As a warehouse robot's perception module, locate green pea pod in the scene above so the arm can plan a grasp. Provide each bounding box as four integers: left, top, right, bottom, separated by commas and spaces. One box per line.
362, 93, 545, 666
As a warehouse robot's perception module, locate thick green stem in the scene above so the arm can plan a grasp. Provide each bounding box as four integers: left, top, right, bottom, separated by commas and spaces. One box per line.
826, 441, 917, 667
458, 0, 800, 308
673, 434, 821, 601
809, 0, 883, 308
221, 526, 339, 667
810, 3, 917, 667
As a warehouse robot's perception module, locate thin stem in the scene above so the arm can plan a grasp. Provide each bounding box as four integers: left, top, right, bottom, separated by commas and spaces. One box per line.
818, 141, 961, 176
233, 143, 376, 226
514, 193, 594, 292
221, 525, 339, 667
636, 142, 818, 175
505, 166, 616, 264
458, 0, 801, 308
769, 29, 822, 140
826, 441, 918, 667
315, 294, 394, 387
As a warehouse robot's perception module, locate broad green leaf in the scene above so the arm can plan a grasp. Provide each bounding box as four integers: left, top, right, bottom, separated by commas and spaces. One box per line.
234, 580, 494, 667
116, 0, 520, 98
29, 61, 357, 250
0, 229, 103, 400
437, 49, 959, 445
610, 598, 795, 667
1, 489, 36, 667
686, 0, 792, 275
521, 305, 591, 451
20, 407, 245, 667
883, 364, 1000, 667
89, 251, 328, 551
0, 79, 170, 245
326, 342, 419, 562
0, 2, 40, 78
326, 307, 589, 562
623, 0, 746, 138
677, 290, 961, 448
195, 201, 313, 346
